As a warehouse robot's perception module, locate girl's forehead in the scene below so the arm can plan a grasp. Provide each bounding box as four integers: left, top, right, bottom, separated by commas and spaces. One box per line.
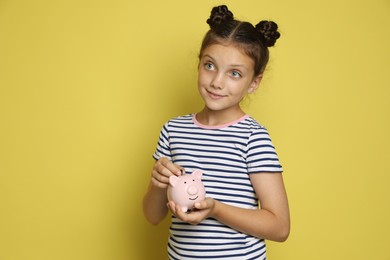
201, 44, 254, 66
203, 42, 241, 52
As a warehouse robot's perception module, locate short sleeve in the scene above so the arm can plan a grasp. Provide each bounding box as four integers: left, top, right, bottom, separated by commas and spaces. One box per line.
152, 122, 172, 161
246, 127, 283, 173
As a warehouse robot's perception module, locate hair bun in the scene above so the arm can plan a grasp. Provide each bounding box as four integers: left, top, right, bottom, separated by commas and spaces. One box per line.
206, 5, 234, 28
255, 20, 281, 47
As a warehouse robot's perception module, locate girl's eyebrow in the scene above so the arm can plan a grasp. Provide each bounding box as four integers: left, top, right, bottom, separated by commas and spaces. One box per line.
202, 54, 215, 61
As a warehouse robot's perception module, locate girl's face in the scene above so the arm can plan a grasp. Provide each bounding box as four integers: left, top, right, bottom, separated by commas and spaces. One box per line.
198, 44, 261, 118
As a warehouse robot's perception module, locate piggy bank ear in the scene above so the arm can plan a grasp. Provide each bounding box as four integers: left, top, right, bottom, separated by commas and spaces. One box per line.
169, 175, 179, 187
192, 169, 203, 179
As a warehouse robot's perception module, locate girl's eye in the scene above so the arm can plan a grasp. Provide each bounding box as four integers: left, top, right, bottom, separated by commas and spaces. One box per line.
231, 70, 241, 78
204, 62, 214, 70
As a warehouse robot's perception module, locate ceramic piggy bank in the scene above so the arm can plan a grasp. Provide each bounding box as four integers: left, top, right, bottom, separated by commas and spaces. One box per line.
167, 169, 206, 212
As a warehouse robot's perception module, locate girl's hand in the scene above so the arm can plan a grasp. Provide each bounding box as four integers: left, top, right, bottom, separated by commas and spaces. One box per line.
167, 198, 216, 225
151, 157, 184, 189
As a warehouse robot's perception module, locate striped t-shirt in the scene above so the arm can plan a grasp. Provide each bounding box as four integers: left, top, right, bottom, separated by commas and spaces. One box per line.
153, 114, 283, 259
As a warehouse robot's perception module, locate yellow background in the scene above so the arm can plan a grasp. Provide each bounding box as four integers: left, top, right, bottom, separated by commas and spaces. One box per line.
1, 0, 389, 259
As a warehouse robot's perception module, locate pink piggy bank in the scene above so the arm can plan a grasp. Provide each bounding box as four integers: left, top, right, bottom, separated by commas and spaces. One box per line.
167, 169, 206, 212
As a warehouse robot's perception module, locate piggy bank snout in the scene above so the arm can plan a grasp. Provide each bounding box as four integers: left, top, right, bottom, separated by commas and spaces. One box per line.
187, 185, 199, 195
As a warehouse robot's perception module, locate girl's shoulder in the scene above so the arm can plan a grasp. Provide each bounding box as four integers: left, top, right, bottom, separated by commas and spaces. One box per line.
239, 116, 268, 131
163, 114, 194, 128
238, 117, 274, 142
168, 114, 193, 122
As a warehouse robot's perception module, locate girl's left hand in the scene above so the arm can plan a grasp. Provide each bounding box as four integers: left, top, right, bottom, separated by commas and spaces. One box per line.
167, 198, 216, 225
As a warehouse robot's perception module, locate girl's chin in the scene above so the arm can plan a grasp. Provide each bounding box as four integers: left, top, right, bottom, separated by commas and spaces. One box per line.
203, 103, 238, 114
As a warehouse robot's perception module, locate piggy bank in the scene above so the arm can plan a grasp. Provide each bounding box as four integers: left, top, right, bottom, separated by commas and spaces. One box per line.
167, 169, 206, 212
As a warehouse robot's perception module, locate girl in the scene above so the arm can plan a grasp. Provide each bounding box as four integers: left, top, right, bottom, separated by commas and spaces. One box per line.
143, 5, 290, 259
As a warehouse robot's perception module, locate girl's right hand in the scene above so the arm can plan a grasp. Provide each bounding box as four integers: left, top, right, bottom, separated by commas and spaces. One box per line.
151, 157, 184, 189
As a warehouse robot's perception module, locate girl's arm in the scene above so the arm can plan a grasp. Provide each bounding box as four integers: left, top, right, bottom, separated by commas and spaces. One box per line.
143, 182, 169, 225
169, 172, 290, 242
143, 157, 183, 225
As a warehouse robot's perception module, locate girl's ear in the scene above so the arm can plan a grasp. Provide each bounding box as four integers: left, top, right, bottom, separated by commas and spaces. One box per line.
248, 74, 262, 94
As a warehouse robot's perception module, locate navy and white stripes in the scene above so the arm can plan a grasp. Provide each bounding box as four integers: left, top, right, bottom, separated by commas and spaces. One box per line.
153, 114, 282, 259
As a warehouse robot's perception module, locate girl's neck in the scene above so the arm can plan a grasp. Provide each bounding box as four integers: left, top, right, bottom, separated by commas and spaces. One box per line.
196, 107, 246, 126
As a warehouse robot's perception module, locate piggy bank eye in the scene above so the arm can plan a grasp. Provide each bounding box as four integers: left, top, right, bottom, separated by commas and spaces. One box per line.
184, 181, 187, 184
193, 179, 195, 181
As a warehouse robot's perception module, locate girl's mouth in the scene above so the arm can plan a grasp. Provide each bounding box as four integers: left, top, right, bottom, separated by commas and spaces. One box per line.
207, 90, 225, 100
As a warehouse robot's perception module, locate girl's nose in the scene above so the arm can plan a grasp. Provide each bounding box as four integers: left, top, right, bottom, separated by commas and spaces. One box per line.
211, 73, 224, 89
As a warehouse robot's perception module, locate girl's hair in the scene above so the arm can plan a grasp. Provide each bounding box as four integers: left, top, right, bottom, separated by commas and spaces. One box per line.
199, 5, 281, 76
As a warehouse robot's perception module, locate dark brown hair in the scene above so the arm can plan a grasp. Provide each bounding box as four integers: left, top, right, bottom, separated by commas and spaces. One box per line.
199, 5, 281, 76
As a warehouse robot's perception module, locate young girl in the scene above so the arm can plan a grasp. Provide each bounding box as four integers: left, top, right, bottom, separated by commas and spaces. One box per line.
143, 5, 290, 259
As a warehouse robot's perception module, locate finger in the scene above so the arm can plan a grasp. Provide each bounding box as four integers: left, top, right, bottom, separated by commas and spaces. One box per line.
154, 164, 174, 178
194, 202, 201, 209
174, 204, 188, 220
167, 201, 177, 216
180, 209, 201, 225
158, 158, 184, 176
194, 198, 212, 210
151, 169, 170, 185
151, 177, 168, 189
